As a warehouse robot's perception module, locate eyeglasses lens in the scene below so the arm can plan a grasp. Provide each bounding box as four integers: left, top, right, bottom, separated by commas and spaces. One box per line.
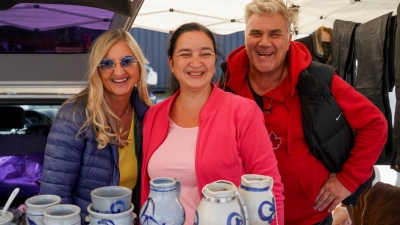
121, 56, 136, 67
99, 56, 137, 72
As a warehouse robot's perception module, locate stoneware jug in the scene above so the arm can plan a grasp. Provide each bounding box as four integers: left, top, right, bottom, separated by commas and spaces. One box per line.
139, 177, 185, 225
238, 174, 276, 225
194, 180, 248, 225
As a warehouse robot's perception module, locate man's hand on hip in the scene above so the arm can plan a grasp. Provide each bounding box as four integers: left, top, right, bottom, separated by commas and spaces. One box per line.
314, 173, 351, 212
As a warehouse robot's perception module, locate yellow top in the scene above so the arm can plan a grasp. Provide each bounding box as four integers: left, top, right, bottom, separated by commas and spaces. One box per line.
118, 115, 137, 189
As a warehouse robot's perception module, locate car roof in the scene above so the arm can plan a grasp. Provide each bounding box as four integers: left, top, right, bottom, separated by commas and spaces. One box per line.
0, 0, 144, 17
0, 0, 144, 105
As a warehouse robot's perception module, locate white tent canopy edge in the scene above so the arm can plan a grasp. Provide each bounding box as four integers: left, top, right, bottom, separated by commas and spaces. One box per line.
132, 0, 398, 36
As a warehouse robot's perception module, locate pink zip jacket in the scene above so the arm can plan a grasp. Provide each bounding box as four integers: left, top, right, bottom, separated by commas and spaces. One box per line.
140, 85, 284, 225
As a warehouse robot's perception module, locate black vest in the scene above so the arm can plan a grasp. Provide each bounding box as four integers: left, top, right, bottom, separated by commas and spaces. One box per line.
297, 61, 354, 173
297, 61, 374, 206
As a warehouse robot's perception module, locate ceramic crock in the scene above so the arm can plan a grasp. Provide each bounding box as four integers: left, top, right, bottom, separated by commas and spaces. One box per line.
238, 174, 276, 225
139, 177, 185, 225
194, 180, 248, 225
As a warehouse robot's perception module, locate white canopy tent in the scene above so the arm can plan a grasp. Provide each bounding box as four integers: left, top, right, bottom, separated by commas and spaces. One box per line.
133, 0, 400, 186
133, 0, 398, 36
132, 0, 247, 35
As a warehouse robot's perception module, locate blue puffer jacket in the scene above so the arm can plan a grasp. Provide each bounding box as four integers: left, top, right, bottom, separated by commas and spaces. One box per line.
40, 88, 148, 223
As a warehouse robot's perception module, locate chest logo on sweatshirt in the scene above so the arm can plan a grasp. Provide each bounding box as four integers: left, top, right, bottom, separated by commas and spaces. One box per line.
269, 132, 282, 150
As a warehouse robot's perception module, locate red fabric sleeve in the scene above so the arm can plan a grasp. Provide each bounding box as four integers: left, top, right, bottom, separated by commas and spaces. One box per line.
330, 74, 388, 193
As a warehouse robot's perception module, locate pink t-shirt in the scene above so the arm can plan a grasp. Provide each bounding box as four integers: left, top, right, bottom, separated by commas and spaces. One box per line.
148, 118, 201, 225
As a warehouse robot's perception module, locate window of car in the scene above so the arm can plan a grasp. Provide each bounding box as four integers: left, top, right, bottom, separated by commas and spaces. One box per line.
0, 3, 111, 134
0, 0, 144, 136
0, 0, 143, 123
0, 3, 114, 54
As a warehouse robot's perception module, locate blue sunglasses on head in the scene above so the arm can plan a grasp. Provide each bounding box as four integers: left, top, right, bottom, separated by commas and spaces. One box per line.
98, 55, 137, 72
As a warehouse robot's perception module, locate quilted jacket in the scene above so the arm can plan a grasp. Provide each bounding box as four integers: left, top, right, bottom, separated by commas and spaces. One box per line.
40, 88, 148, 223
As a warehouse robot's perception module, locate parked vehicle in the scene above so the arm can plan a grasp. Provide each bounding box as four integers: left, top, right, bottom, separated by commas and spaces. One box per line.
0, 0, 144, 210
146, 65, 158, 104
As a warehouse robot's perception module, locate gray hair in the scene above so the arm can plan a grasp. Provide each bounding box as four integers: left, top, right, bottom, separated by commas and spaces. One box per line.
244, 0, 299, 34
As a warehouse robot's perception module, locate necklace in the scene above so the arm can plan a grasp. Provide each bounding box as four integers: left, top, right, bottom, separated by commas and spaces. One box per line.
125, 105, 132, 115
263, 72, 284, 114
120, 106, 132, 120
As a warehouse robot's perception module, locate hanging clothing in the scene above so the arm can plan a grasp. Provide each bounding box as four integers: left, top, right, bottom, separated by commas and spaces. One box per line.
353, 12, 394, 165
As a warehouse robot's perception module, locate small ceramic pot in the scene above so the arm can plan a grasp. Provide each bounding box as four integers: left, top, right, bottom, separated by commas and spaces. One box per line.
90, 186, 132, 214
43, 204, 81, 225
25, 194, 61, 225
86, 203, 137, 225
0, 211, 13, 225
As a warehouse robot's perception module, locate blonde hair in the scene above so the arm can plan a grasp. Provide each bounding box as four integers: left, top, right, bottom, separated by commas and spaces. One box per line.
244, 0, 298, 35
64, 29, 150, 149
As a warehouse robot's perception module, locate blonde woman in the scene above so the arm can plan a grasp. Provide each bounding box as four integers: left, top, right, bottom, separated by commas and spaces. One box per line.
40, 29, 150, 222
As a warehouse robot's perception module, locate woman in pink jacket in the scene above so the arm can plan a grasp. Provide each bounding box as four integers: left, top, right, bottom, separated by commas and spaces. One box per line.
140, 22, 284, 225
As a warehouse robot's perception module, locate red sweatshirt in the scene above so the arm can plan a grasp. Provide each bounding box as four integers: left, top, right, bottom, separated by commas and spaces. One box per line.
224, 41, 388, 224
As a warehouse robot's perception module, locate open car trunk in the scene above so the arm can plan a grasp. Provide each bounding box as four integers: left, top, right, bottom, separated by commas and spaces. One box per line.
0, 0, 144, 214
0, 0, 144, 105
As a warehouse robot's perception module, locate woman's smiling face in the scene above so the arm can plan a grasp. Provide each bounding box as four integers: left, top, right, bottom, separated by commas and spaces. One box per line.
168, 31, 216, 92
99, 40, 139, 101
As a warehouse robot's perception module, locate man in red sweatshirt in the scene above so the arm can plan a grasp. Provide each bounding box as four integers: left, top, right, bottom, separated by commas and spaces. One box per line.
218, 0, 388, 224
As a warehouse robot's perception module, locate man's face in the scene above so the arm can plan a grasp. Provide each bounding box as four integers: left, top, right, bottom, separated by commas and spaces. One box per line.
245, 13, 291, 76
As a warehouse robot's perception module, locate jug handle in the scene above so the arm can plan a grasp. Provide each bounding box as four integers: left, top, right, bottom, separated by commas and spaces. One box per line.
132, 212, 138, 225
236, 191, 249, 225
174, 178, 181, 199
214, 180, 249, 225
